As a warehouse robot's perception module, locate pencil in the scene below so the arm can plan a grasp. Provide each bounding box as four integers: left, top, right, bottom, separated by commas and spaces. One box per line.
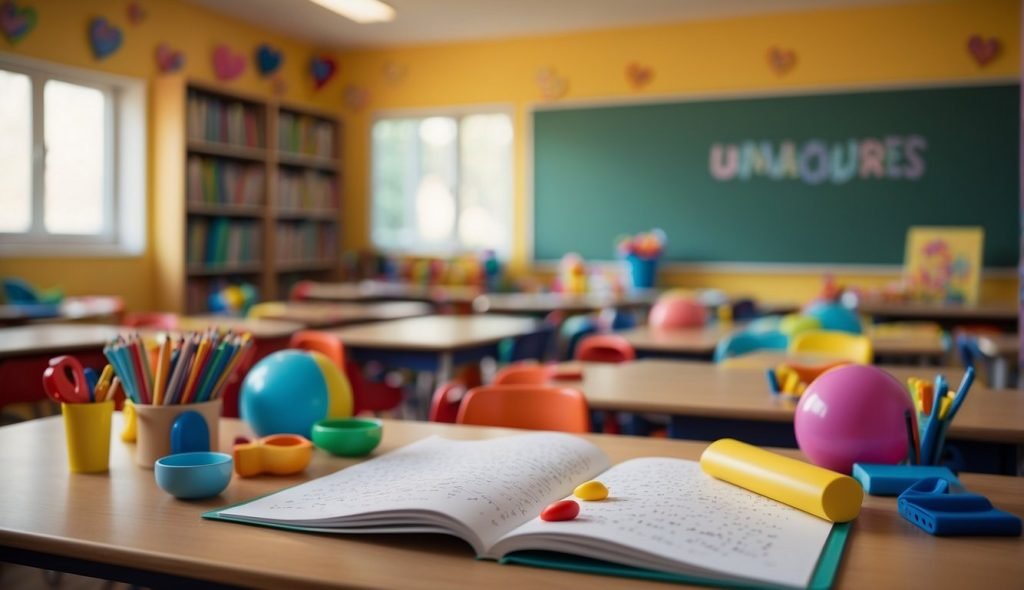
153, 338, 171, 406
165, 336, 195, 405
129, 337, 151, 404
181, 337, 211, 405
210, 339, 249, 400
105, 377, 121, 404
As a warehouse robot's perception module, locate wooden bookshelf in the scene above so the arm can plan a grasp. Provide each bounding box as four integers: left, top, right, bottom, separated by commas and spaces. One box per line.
154, 76, 342, 314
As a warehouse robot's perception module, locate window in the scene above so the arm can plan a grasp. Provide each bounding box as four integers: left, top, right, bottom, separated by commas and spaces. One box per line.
371, 109, 513, 256
0, 54, 145, 255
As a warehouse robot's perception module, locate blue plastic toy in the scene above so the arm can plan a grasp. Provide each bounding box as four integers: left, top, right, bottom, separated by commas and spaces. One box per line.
852, 463, 960, 496
804, 301, 862, 334
240, 350, 353, 438
171, 411, 211, 455
155, 452, 233, 500
898, 478, 1021, 536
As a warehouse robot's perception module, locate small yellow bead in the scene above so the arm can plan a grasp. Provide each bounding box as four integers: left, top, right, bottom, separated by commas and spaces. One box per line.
573, 480, 609, 501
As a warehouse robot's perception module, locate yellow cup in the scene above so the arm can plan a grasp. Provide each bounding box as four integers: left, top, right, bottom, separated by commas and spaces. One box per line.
62, 401, 114, 473
134, 399, 222, 469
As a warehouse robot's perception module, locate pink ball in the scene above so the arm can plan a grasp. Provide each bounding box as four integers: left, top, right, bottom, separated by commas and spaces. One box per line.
794, 365, 913, 474
648, 296, 707, 329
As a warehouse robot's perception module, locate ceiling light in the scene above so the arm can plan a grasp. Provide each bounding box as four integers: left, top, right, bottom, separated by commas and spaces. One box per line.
309, 0, 395, 24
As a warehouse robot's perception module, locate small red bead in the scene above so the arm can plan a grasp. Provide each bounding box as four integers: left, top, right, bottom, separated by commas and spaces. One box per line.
541, 499, 580, 522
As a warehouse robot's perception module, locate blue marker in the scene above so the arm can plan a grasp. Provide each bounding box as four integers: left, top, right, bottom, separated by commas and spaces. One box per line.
919, 376, 945, 466
765, 368, 781, 394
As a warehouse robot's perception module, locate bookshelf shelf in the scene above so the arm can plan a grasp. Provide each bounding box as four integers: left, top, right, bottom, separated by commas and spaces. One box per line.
154, 76, 342, 314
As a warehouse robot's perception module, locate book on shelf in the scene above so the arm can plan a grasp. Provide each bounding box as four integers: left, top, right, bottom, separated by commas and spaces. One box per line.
278, 111, 335, 158
187, 156, 265, 208
206, 433, 847, 590
187, 91, 264, 148
277, 168, 338, 212
187, 218, 263, 267
275, 221, 337, 264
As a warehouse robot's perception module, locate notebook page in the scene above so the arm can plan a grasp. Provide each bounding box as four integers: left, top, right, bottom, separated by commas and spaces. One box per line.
493, 458, 832, 589
218, 433, 609, 553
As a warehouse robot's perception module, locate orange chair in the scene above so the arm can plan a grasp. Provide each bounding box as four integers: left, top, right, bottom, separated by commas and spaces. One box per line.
429, 380, 469, 423
456, 385, 590, 433
575, 335, 636, 364
493, 362, 549, 386
290, 330, 345, 365
122, 312, 179, 331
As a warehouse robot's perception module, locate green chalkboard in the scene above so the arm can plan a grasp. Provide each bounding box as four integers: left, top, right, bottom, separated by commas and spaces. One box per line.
533, 84, 1019, 267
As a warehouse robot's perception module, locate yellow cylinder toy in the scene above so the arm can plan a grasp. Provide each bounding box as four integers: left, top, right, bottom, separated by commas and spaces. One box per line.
700, 438, 862, 523
62, 400, 114, 473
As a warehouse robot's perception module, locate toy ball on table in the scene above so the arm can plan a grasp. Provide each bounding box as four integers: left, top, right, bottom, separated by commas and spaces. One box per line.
804, 301, 862, 334
794, 364, 913, 474
649, 296, 707, 329
240, 350, 353, 438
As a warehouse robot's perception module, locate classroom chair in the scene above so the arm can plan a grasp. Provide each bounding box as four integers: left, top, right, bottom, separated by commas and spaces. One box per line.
788, 330, 873, 364
713, 330, 789, 363
429, 380, 469, 423
456, 385, 590, 433
122, 312, 179, 331
575, 334, 637, 364
506, 322, 557, 363
493, 362, 549, 385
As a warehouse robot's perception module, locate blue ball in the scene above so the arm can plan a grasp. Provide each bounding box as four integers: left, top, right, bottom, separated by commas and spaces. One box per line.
240, 350, 344, 437
805, 302, 862, 334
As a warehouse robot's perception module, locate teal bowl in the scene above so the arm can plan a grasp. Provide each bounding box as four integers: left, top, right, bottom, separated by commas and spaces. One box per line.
155, 452, 233, 500
312, 418, 383, 457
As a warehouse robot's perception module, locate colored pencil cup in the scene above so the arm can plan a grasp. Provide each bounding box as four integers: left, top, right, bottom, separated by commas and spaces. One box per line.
62, 400, 114, 473
625, 255, 658, 290
134, 399, 222, 468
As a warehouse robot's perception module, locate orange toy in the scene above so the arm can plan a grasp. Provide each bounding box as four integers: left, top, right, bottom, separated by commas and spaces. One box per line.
456, 386, 590, 433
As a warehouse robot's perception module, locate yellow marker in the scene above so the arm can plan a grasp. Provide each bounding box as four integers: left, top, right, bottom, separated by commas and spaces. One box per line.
573, 480, 609, 501
700, 438, 862, 523
94, 364, 114, 402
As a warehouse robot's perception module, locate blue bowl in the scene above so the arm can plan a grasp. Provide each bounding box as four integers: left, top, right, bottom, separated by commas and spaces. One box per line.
154, 452, 233, 500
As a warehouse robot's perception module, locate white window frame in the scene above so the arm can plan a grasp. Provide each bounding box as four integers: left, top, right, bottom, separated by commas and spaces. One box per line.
0, 52, 146, 257
369, 104, 515, 258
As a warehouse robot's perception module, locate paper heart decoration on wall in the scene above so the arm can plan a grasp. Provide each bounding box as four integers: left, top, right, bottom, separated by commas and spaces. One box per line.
311, 55, 336, 90
382, 61, 407, 84
271, 76, 288, 97
155, 43, 184, 73
343, 84, 369, 111
625, 62, 654, 90
127, 1, 146, 25
767, 46, 797, 76
1, 0, 37, 45
536, 67, 568, 100
89, 17, 123, 60
255, 43, 282, 77
967, 35, 1001, 66
212, 44, 245, 81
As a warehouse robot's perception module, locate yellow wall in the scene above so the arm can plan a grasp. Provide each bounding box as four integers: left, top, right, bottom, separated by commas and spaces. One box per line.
0, 0, 342, 310
338, 0, 1020, 304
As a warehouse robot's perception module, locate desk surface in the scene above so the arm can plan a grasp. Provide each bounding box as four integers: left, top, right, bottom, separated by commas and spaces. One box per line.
181, 316, 305, 339
253, 301, 434, 328
1, 417, 1022, 589
550, 359, 1024, 444
303, 281, 482, 305
616, 325, 947, 359
473, 291, 659, 314
0, 324, 123, 359
325, 315, 540, 352
858, 299, 1018, 321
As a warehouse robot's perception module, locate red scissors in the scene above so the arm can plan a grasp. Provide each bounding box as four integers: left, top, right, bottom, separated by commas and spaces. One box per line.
42, 356, 92, 404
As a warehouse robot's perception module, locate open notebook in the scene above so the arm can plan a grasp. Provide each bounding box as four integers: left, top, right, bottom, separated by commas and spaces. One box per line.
205, 433, 849, 589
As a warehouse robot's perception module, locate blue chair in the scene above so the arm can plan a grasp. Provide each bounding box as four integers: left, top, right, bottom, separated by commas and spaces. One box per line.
713, 330, 789, 363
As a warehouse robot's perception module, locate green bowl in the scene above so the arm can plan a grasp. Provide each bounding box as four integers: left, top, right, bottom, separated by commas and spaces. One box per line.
312, 418, 383, 457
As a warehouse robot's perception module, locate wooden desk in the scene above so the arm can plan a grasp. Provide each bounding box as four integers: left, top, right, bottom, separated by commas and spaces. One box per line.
1, 416, 1022, 589
303, 280, 481, 306
0, 296, 124, 327
550, 360, 1021, 474
617, 325, 948, 363
473, 291, 659, 316
327, 315, 542, 396
858, 299, 1018, 329
0, 324, 122, 360
246, 301, 433, 328
181, 316, 305, 340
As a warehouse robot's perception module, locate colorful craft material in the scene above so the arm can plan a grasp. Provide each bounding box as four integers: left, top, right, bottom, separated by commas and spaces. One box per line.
255, 43, 282, 76
212, 44, 246, 80
310, 55, 336, 89
155, 43, 185, 73
89, 17, 122, 60
1, 0, 36, 45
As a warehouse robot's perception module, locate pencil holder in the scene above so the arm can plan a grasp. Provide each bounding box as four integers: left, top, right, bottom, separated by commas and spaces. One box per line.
62, 400, 114, 473
135, 399, 222, 468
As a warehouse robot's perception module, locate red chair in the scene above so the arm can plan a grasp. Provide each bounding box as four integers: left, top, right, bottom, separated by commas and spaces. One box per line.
122, 312, 179, 331
456, 385, 590, 433
493, 362, 549, 386
429, 380, 469, 423
575, 335, 636, 364
289, 280, 314, 301
574, 334, 636, 434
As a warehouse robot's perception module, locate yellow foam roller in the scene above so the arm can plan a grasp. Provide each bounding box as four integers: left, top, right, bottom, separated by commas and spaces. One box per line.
700, 438, 862, 523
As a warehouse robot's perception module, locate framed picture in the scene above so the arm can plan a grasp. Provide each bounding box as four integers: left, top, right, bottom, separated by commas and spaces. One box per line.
903, 226, 984, 304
